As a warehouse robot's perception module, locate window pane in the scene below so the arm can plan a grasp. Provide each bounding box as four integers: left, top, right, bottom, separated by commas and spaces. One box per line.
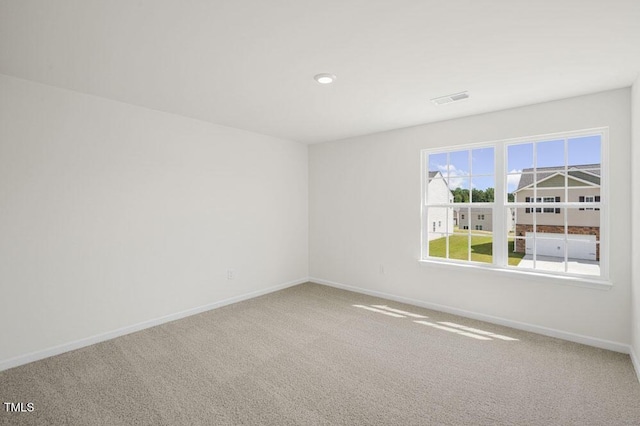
469, 208, 491, 232
516, 221, 565, 270
472, 147, 494, 175
449, 234, 470, 262
506, 172, 523, 202
568, 186, 600, 203
450, 179, 470, 203
535, 170, 565, 189
511, 236, 526, 265
507, 143, 533, 172
529, 210, 564, 234
566, 238, 598, 260
532, 204, 563, 227
507, 206, 524, 266
428, 207, 452, 237
469, 208, 492, 263
536, 139, 565, 168
568, 135, 601, 167
506, 207, 516, 236
426, 206, 451, 260
568, 168, 600, 188
449, 150, 469, 179
535, 236, 565, 258
428, 152, 447, 174
427, 178, 451, 204
471, 235, 492, 264
566, 242, 600, 276
456, 207, 470, 231
515, 232, 566, 273
428, 233, 448, 259
514, 172, 535, 194
471, 177, 494, 202
529, 238, 567, 273
567, 207, 600, 236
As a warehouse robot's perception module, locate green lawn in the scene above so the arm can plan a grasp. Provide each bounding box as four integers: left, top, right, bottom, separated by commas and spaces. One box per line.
428, 234, 524, 266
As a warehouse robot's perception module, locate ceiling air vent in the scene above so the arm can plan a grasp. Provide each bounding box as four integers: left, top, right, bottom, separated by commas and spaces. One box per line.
431, 91, 470, 105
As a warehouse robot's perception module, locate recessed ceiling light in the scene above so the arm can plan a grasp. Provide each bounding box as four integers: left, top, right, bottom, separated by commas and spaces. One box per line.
314, 73, 337, 84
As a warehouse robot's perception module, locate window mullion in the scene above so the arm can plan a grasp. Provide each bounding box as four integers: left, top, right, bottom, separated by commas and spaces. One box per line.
564, 137, 569, 273
491, 144, 504, 267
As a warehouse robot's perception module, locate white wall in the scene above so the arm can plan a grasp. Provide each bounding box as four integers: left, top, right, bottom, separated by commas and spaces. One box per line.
632, 77, 640, 376
0, 74, 308, 367
310, 88, 631, 347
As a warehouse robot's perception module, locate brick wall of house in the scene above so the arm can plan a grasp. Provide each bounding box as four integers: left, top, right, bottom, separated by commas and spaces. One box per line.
514, 224, 600, 260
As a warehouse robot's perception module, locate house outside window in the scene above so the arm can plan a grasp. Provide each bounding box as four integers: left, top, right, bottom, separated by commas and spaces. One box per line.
426, 171, 455, 239
526, 196, 561, 213
580, 195, 599, 211
422, 128, 606, 279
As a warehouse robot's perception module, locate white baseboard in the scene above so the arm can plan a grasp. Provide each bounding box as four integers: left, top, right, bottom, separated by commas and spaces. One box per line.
310, 277, 630, 354
631, 346, 640, 383
0, 277, 309, 372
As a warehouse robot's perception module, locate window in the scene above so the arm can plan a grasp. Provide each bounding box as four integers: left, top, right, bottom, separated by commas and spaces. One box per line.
422, 128, 606, 279
584, 196, 594, 211
580, 195, 600, 211
424, 146, 495, 265
525, 197, 559, 213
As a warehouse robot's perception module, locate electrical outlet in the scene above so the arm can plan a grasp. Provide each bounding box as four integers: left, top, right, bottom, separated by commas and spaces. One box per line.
227, 269, 235, 280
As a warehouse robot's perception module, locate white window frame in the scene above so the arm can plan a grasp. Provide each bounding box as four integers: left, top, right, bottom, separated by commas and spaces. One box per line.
420, 127, 608, 284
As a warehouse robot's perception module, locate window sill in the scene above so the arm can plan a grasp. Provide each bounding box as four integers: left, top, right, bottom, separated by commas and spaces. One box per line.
418, 258, 613, 290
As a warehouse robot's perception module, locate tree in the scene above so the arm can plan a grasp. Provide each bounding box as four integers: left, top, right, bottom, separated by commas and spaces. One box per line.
484, 187, 495, 202
452, 187, 498, 202
452, 187, 469, 203
472, 188, 485, 202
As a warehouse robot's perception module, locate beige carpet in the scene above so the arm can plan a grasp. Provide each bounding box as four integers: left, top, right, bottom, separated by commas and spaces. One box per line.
1, 282, 639, 425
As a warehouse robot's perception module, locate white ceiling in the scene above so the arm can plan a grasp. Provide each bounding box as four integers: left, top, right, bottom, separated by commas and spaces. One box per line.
1, 1, 639, 144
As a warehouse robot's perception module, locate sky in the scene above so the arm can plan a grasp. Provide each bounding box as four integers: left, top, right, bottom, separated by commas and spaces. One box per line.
428, 135, 601, 193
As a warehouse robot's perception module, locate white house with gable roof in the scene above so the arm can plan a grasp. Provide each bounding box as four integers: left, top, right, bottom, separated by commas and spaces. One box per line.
427, 171, 454, 240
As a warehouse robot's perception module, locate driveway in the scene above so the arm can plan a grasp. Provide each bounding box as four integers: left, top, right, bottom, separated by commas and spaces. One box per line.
517, 254, 600, 275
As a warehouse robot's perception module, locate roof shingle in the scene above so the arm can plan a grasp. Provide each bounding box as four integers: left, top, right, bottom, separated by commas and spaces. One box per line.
515, 164, 600, 191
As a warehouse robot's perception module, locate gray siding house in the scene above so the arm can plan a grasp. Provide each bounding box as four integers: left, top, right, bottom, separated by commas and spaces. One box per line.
513, 164, 600, 260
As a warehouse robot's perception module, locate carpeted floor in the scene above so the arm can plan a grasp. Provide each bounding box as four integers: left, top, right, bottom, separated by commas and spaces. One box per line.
1, 282, 639, 425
